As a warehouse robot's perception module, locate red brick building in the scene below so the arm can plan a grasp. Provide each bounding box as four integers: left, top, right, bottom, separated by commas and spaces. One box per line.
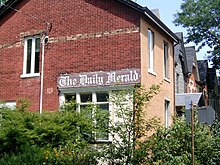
0, 0, 179, 129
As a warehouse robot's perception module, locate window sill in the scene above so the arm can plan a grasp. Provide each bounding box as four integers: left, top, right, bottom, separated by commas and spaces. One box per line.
148, 70, 157, 76
95, 139, 112, 143
164, 77, 171, 83
20, 73, 40, 78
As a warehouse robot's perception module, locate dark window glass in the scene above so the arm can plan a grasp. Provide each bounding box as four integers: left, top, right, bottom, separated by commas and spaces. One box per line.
64, 94, 76, 111
80, 105, 92, 119
34, 38, 40, 73
65, 94, 76, 102
96, 132, 108, 140
80, 93, 92, 102
80, 104, 88, 110
99, 104, 109, 111
26, 39, 32, 74
176, 73, 179, 93
164, 43, 169, 78
96, 103, 109, 140
97, 93, 109, 102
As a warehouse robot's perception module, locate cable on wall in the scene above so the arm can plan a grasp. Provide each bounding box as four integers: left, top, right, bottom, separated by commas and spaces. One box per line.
1, 3, 52, 34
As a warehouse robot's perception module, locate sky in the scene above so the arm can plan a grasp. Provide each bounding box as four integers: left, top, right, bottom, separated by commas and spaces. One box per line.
136, 0, 208, 60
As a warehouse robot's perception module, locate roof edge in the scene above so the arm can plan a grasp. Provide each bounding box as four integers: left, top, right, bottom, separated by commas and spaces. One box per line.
117, 0, 180, 43
143, 7, 179, 43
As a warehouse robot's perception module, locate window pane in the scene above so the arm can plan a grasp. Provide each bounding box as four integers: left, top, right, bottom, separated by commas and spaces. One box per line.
148, 29, 154, 70
164, 100, 170, 128
148, 30, 151, 69
97, 93, 109, 102
26, 39, 32, 74
99, 104, 109, 111
80, 93, 92, 102
65, 94, 76, 102
164, 43, 169, 78
80, 104, 88, 110
63, 94, 76, 111
176, 73, 179, 93
35, 38, 40, 52
35, 51, 40, 73
80, 104, 92, 119
35, 38, 40, 73
148, 30, 151, 49
96, 103, 109, 140
96, 132, 108, 140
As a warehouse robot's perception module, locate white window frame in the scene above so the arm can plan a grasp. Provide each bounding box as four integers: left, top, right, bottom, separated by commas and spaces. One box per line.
59, 87, 134, 142
63, 91, 112, 142
21, 36, 40, 78
148, 29, 156, 75
59, 85, 134, 142
0, 101, 16, 110
164, 99, 170, 128
164, 42, 170, 80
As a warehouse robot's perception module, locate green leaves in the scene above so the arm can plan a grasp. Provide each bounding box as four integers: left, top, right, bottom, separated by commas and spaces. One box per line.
1, 86, 219, 164
98, 85, 161, 164
148, 118, 220, 165
0, 109, 93, 155
174, 0, 220, 66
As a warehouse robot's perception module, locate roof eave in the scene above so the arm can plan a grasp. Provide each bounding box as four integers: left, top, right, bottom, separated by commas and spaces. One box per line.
118, 0, 181, 43
143, 8, 179, 43
117, 0, 180, 43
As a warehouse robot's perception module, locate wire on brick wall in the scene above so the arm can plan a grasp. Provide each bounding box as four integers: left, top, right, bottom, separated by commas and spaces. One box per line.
1, 3, 52, 34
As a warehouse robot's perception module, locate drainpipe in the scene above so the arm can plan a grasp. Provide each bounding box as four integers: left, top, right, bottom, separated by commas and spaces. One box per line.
173, 42, 179, 116
39, 35, 49, 114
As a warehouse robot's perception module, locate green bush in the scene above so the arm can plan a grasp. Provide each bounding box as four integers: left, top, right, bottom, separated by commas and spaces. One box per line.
0, 144, 45, 165
0, 109, 93, 155
0, 99, 98, 164
98, 85, 161, 165
147, 118, 220, 165
1, 88, 219, 164
43, 144, 98, 165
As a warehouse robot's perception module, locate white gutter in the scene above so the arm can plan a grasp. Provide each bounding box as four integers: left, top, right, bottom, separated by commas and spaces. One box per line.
144, 11, 179, 43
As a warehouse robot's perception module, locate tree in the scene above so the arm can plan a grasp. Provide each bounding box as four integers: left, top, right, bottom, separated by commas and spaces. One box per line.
174, 0, 220, 67
0, 0, 8, 5
147, 117, 220, 165
98, 85, 161, 164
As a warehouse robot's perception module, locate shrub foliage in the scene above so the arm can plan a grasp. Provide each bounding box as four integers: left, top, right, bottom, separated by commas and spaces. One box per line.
0, 86, 220, 164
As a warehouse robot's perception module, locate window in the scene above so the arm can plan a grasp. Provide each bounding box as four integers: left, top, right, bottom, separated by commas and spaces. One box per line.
164, 42, 169, 79
176, 73, 180, 93
148, 29, 154, 72
65, 92, 110, 141
164, 100, 170, 128
22, 36, 40, 77
0, 101, 16, 110
95, 92, 109, 140
60, 89, 134, 142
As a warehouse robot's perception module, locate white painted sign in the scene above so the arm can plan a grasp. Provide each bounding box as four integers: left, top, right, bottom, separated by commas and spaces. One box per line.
58, 69, 141, 88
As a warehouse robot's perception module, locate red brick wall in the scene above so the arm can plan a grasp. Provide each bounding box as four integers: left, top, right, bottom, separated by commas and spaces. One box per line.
0, 0, 141, 111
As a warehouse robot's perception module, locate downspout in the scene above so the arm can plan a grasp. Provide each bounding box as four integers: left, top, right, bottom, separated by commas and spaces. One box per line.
39, 35, 49, 114
173, 40, 179, 116
0, 2, 52, 113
